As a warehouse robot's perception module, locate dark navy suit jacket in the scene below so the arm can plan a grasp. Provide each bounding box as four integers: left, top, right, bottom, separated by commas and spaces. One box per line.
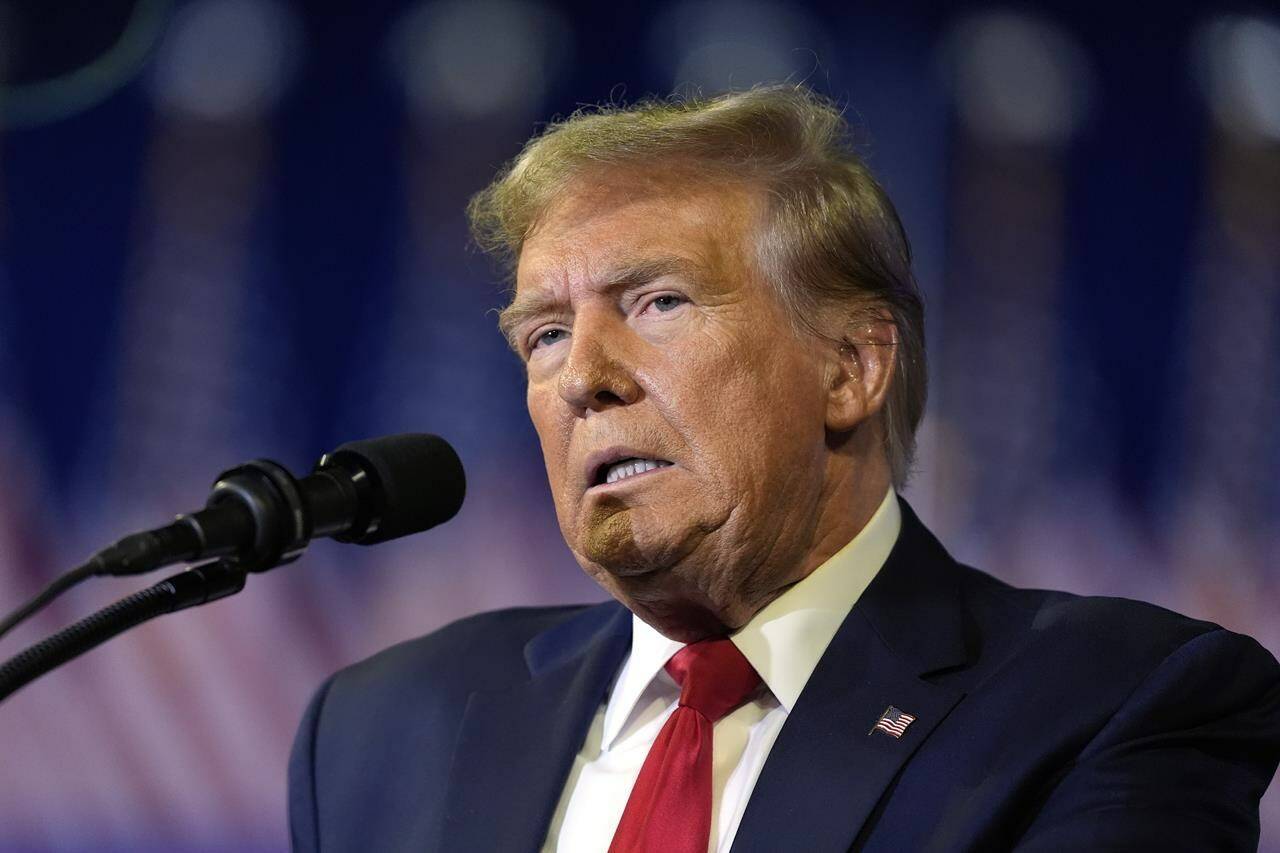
289, 501, 1280, 851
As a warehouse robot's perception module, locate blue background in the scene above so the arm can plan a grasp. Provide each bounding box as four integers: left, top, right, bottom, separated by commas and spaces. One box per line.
0, 0, 1277, 849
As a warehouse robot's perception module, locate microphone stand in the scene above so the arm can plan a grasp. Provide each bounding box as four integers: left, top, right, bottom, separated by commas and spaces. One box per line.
0, 560, 248, 704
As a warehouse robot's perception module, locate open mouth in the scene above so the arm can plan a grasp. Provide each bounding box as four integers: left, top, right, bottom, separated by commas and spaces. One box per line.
593, 457, 674, 486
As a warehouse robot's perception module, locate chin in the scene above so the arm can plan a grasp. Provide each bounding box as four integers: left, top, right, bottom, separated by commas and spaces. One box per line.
576, 504, 707, 578
579, 545, 740, 642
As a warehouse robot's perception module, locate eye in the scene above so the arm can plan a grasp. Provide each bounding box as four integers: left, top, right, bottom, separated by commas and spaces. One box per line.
530, 327, 568, 351
645, 293, 686, 314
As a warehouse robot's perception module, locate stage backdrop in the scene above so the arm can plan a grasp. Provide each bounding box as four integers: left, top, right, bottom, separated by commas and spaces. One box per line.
1, 1, 1277, 850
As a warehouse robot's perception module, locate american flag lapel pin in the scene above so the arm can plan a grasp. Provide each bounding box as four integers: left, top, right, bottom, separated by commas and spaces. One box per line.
869, 705, 916, 739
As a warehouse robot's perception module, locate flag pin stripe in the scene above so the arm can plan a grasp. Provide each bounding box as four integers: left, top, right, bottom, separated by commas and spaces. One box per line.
869, 705, 916, 739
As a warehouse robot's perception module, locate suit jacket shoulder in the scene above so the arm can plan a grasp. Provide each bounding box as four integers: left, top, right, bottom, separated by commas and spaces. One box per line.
326, 604, 598, 704
951, 557, 1228, 676
864, 508, 1244, 695
288, 602, 628, 853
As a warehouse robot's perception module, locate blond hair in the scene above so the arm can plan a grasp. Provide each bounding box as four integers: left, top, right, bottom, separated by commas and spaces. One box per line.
468, 85, 926, 487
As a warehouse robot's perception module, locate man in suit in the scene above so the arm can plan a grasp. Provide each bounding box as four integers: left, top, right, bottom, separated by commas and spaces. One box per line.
289, 86, 1280, 851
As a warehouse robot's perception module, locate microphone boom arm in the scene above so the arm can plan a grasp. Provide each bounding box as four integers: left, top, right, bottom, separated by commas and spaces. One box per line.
0, 560, 248, 704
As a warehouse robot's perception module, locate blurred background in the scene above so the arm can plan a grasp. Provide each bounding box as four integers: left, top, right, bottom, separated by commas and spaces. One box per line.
0, 0, 1277, 850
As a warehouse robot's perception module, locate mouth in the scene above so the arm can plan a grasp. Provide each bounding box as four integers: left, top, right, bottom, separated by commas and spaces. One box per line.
587, 449, 675, 488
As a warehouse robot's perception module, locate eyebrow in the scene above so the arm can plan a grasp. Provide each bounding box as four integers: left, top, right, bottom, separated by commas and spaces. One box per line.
498, 256, 701, 350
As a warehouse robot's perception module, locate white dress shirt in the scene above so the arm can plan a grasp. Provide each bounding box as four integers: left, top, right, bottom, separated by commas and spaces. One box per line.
542, 489, 902, 852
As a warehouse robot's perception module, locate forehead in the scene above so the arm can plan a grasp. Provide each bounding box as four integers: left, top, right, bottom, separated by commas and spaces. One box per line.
514, 171, 762, 295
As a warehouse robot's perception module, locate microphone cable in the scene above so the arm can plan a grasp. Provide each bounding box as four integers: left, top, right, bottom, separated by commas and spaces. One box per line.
0, 562, 95, 641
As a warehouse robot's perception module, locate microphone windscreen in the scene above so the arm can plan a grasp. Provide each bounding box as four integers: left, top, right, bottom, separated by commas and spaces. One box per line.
330, 434, 466, 545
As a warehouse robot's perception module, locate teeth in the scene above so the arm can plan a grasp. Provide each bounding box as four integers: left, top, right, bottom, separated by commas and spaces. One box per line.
604, 458, 671, 485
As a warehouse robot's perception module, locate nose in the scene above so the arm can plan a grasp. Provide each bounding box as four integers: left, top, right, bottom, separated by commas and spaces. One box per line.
556, 314, 641, 414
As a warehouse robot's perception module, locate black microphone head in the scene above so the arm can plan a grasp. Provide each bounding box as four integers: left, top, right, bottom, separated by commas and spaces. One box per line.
320, 434, 465, 545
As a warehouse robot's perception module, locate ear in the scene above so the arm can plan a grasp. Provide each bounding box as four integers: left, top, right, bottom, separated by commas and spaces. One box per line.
824, 318, 897, 433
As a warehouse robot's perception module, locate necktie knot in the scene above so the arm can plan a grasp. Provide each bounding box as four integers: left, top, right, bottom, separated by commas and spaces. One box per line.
664, 638, 761, 722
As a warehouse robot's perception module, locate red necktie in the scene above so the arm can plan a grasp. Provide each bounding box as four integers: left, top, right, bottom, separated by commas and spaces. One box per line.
608, 638, 762, 853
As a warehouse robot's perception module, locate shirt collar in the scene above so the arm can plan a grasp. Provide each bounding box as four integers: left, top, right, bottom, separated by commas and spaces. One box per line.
601, 488, 901, 749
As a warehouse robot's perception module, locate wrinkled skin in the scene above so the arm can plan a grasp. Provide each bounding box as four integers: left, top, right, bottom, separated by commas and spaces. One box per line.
506, 170, 895, 642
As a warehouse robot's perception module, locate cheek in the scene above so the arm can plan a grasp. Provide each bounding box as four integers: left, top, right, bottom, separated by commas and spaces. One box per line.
691, 348, 826, 492
527, 388, 571, 485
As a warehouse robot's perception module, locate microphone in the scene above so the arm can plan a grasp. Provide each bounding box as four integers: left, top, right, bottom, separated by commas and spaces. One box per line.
89, 433, 465, 576
0, 434, 464, 700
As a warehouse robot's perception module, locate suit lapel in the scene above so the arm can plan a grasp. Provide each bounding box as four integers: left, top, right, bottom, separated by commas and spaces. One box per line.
439, 602, 631, 852
732, 499, 971, 852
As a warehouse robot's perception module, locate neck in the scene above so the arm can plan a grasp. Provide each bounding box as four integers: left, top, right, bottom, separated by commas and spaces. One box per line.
628, 457, 893, 642
731, 473, 890, 622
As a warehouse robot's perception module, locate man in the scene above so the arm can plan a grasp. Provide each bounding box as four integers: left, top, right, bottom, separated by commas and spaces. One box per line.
288, 86, 1280, 851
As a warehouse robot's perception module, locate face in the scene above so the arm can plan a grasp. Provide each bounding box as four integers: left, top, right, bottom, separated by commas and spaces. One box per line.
507, 172, 880, 640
